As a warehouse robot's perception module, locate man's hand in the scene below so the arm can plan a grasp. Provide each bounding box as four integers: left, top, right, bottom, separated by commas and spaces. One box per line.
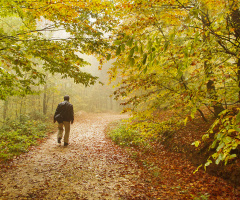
54, 120, 56, 123
71, 121, 74, 124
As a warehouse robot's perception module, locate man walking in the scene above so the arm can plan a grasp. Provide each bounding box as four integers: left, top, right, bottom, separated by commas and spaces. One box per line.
54, 95, 74, 146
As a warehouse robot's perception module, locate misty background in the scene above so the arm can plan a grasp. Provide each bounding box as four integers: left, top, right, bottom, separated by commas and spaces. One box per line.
0, 55, 123, 122
0, 16, 124, 122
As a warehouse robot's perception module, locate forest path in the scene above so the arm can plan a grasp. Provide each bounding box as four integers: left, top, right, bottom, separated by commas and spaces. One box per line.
1, 112, 239, 200
0, 112, 148, 200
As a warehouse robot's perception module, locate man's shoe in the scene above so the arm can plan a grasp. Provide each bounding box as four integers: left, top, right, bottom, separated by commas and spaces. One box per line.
58, 138, 61, 144
64, 142, 68, 146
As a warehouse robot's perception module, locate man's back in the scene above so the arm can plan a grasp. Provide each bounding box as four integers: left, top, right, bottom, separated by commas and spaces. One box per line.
55, 101, 74, 122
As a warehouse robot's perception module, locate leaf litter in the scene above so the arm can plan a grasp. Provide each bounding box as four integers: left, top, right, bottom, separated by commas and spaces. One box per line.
0, 112, 239, 199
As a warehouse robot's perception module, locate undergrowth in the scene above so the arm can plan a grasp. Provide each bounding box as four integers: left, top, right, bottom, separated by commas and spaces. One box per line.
107, 118, 180, 148
0, 115, 52, 161
107, 120, 214, 199
107, 122, 144, 147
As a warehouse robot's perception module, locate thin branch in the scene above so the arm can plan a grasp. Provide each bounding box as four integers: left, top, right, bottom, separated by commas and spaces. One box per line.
197, 108, 208, 122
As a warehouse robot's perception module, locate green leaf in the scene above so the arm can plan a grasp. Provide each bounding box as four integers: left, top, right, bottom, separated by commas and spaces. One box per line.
229, 154, 237, 159
184, 49, 188, 58
163, 41, 169, 52
228, 129, 236, 133
114, 40, 122, 45
223, 136, 232, 144
130, 58, 135, 66
211, 140, 218, 149
234, 127, 240, 132
236, 112, 240, 123
194, 33, 200, 44
204, 159, 212, 170
219, 153, 225, 161
211, 119, 220, 130
106, 53, 111, 61
143, 66, 148, 74
142, 53, 147, 65
129, 47, 135, 57
216, 142, 225, 152
137, 64, 142, 70
135, 45, 138, 53
205, 159, 212, 166
202, 134, 209, 141
126, 38, 133, 47
191, 140, 200, 147
219, 109, 228, 116
216, 132, 223, 140
121, 44, 125, 52
215, 155, 221, 165
116, 45, 121, 56
212, 153, 218, 159
139, 43, 143, 55
169, 31, 176, 41
147, 40, 152, 50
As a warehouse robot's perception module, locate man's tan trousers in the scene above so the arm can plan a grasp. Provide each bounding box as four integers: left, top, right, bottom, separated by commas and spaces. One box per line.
57, 121, 70, 143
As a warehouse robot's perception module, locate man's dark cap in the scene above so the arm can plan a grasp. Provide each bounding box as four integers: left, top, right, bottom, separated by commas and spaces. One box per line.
64, 95, 70, 101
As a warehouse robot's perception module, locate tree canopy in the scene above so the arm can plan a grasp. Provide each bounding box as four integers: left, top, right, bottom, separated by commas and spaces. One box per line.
0, 0, 116, 99
104, 0, 240, 167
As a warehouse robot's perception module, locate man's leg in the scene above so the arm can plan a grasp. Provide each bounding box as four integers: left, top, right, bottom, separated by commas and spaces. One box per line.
63, 121, 70, 146
57, 123, 64, 143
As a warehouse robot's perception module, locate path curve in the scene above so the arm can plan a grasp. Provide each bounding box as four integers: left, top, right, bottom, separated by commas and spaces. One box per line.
0, 112, 148, 200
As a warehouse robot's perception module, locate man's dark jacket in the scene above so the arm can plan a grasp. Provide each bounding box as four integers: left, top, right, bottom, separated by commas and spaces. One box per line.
54, 100, 74, 123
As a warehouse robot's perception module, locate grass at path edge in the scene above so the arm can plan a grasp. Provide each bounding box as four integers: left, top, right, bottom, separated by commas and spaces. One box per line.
0, 116, 54, 162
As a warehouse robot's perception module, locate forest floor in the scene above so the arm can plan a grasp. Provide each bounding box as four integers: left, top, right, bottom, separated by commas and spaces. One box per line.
0, 112, 239, 200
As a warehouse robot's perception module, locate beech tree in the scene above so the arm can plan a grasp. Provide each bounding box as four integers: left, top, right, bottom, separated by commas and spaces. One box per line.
0, 0, 116, 99
105, 0, 240, 166
108, 0, 239, 116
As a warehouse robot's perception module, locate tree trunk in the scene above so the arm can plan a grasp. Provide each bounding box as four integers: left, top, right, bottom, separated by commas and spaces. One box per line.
20, 98, 23, 116
15, 99, 18, 118
237, 59, 240, 102
43, 84, 48, 115
3, 100, 8, 120
201, 12, 224, 117
52, 92, 55, 112
230, 1, 240, 101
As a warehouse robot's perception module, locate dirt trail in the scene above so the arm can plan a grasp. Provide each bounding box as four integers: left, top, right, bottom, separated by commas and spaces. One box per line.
0, 112, 148, 200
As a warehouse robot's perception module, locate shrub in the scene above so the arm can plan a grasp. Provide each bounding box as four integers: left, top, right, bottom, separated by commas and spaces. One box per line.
0, 117, 51, 161
108, 122, 143, 147
28, 111, 48, 121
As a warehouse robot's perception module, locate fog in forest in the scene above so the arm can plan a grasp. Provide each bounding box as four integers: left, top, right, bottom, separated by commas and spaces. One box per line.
0, 55, 122, 122
0, 17, 123, 122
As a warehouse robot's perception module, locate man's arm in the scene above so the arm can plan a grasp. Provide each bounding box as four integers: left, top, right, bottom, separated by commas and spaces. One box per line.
54, 104, 60, 123
71, 105, 74, 124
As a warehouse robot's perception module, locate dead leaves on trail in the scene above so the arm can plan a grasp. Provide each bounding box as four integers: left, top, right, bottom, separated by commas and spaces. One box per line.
0, 113, 147, 199
128, 144, 239, 199
0, 112, 239, 199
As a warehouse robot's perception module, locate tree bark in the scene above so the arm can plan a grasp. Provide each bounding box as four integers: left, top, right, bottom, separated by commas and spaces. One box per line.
43, 84, 48, 115
3, 100, 8, 120
201, 11, 224, 117
230, 1, 240, 101
237, 59, 240, 102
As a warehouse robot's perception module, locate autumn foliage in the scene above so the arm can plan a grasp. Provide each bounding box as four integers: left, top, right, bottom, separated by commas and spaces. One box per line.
105, 0, 240, 168
0, 0, 240, 198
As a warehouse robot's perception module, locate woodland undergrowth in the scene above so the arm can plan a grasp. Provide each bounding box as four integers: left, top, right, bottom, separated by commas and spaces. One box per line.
107, 110, 240, 190
0, 114, 53, 162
